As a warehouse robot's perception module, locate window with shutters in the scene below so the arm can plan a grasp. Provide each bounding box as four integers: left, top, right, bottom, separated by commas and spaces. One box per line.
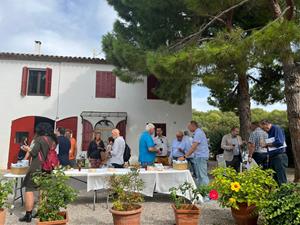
95, 71, 116, 98
21, 67, 52, 96
147, 75, 161, 100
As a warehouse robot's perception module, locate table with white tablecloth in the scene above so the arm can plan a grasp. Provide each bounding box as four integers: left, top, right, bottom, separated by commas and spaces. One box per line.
5, 168, 200, 211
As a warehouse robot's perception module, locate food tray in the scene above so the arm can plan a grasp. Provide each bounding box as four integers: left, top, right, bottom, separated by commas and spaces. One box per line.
11, 166, 29, 175
173, 163, 188, 170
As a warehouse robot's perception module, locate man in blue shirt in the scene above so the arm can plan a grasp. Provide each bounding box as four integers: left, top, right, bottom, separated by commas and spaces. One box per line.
261, 120, 288, 185
139, 123, 159, 166
179, 121, 209, 185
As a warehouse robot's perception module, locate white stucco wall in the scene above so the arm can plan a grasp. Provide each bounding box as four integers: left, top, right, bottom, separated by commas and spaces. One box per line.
0, 58, 192, 168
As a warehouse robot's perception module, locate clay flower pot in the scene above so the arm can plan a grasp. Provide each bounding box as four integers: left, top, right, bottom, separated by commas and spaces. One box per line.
109, 205, 142, 225
36, 211, 68, 225
231, 203, 258, 225
0, 208, 6, 225
171, 204, 201, 225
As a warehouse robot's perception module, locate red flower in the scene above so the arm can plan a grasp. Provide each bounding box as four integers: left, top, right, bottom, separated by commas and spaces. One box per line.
209, 189, 219, 200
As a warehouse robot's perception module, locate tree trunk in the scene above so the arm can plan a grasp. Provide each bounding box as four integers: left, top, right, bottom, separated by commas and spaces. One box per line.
283, 51, 300, 182
238, 74, 251, 141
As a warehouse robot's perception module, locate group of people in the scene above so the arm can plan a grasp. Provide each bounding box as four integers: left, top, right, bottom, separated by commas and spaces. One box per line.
138, 121, 210, 186
221, 120, 288, 185
87, 129, 126, 169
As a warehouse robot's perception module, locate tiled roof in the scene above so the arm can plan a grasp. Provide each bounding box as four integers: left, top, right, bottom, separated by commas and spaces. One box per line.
0, 52, 107, 64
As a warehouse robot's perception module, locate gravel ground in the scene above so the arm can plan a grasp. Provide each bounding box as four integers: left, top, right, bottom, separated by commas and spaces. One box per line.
3, 166, 295, 225
5, 192, 235, 225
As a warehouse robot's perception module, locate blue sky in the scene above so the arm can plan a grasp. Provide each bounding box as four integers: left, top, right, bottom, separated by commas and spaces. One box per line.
0, 0, 286, 112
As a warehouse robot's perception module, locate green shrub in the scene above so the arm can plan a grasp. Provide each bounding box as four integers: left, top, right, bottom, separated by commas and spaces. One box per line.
33, 168, 78, 222
0, 178, 13, 209
108, 169, 144, 211
261, 183, 300, 225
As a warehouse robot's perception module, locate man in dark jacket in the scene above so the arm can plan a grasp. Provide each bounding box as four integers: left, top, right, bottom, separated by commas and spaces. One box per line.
57, 127, 71, 166
261, 120, 288, 185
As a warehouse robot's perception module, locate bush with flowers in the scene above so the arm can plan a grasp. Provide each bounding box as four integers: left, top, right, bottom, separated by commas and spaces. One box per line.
210, 166, 277, 210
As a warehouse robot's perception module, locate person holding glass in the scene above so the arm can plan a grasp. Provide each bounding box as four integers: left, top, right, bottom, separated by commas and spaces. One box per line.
248, 122, 269, 168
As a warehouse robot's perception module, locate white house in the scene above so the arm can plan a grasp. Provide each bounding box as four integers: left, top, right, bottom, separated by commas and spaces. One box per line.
0, 51, 192, 169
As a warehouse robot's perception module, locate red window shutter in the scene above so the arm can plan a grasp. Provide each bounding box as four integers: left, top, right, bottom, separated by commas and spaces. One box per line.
95, 71, 116, 98
21, 67, 29, 96
45, 68, 52, 96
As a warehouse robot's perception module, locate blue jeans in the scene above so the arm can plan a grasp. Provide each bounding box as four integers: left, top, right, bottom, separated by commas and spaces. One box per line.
191, 157, 209, 186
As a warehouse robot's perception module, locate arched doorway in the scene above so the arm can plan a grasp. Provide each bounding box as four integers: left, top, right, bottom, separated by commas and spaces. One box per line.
94, 120, 114, 145
8, 116, 55, 168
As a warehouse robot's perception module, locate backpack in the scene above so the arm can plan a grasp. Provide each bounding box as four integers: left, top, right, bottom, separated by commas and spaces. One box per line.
38, 136, 60, 172
123, 143, 131, 162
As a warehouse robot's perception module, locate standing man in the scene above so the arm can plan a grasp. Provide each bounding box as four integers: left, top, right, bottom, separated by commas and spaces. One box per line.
57, 127, 71, 166
221, 127, 243, 172
248, 122, 268, 167
170, 131, 187, 160
139, 123, 159, 167
260, 119, 288, 185
179, 121, 209, 185
154, 127, 170, 165
109, 129, 126, 168
65, 129, 77, 168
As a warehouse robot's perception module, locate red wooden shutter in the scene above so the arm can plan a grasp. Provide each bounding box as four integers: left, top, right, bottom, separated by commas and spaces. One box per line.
45, 68, 52, 96
21, 67, 29, 96
82, 119, 93, 151
96, 71, 116, 98
116, 120, 127, 140
147, 75, 160, 99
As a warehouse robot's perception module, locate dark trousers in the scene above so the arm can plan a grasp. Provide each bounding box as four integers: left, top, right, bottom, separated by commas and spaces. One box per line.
226, 155, 241, 172
111, 163, 124, 168
253, 152, 268, 168
269, 153, 288, 185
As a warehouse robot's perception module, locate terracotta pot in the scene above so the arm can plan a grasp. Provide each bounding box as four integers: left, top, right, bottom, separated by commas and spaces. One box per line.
0, 208, 6, 225
36, 211, 68, 225
109, 205, 142, 225
171, 204, 201, 225
231, 203, 258, 225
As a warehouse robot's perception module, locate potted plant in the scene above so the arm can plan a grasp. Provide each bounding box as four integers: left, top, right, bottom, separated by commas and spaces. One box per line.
169, 182, 209, 225
33, 168, 78, 225
261, 183, 300, 225
108, 169, 144, 225
0, 178, 13, 225
211, 166, 277, 225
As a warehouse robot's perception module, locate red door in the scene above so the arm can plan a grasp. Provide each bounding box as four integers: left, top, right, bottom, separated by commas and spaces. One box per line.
116, 120, 127, 140
56, 117, 78, 139
82, 119, 93, 151
8, 116, 35, 168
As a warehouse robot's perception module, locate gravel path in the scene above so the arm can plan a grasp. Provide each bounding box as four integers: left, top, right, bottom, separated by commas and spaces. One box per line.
5, 192, 235, 225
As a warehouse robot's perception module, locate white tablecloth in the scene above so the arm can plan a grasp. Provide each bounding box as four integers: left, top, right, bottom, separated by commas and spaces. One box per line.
86, 168, 197, 199
4, 168, 199, 201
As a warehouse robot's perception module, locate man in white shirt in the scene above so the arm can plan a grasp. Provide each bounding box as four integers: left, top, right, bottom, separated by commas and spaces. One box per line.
154, 128, 170, 165
109, 129, 125, 168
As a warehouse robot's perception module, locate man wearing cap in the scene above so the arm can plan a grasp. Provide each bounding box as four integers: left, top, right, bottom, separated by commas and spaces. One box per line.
139, 123, 159, 167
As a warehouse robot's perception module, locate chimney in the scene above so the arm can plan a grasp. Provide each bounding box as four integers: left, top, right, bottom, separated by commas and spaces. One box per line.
34, 40, 42, 55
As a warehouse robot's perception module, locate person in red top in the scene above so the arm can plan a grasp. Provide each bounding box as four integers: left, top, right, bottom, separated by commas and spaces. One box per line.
65, 129, 77, 168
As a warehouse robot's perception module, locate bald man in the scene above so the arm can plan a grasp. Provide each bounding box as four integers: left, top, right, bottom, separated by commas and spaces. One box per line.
170, 131, 189, 160
109, 129, 126, 168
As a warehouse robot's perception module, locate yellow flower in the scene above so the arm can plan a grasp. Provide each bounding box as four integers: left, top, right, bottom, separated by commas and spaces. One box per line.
229, 197, 236, 204
231, 182, 241, 192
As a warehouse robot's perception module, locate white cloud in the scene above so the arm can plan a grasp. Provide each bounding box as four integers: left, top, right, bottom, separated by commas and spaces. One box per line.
0, 0, 117, 57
